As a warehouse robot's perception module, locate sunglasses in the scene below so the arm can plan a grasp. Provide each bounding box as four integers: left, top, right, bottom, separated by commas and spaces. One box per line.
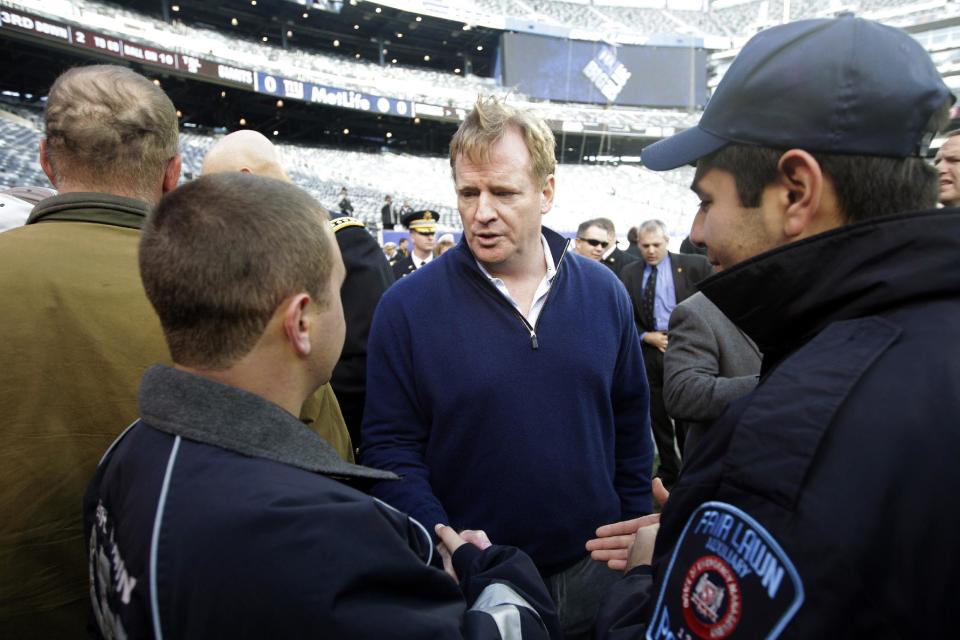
578, 237, 609, 249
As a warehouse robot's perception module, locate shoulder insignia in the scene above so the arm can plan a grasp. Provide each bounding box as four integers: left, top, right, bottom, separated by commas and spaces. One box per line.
330, 217, 365, 233
647, 502, 803, 640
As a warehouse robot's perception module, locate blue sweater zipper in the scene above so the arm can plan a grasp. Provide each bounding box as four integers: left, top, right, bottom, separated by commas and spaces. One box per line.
466, 246, 568, 351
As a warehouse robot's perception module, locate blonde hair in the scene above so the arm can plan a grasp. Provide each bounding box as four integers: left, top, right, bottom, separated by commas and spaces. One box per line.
449, 95, 556, 187
44, 65, 179, 198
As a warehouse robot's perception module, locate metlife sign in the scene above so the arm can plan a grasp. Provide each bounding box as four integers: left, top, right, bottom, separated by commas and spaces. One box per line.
0, 6, 440, 122
255, 72, 414, 118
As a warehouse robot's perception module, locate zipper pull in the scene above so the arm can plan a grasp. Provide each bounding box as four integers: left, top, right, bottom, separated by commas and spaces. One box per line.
530, 330, 539, 350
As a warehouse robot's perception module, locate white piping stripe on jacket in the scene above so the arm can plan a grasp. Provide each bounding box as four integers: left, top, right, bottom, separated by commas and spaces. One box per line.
372, 496, 434, 567
470, 583, 542, 639
97, 420, 140, 467
150, 435, 181, 640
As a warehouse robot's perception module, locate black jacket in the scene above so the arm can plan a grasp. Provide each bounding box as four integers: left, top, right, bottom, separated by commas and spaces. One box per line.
330, 215, 394, 447
597, 209, 960, 638
85, 366, 561, 639
601, 247, 639, 279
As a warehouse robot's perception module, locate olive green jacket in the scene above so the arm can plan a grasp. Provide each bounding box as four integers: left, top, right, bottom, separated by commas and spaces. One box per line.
0, 192, 352, 636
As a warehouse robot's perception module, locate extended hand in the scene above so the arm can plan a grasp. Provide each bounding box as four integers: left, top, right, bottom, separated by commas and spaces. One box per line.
435, 525, 493, 581
585, 478, 671, 571
586, 513, 660, 572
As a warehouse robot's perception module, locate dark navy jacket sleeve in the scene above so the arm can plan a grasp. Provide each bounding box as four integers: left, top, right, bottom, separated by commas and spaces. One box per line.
314, 499, 561, 639
610, 282, 654, 518
454, 543, 563, 639
592, 566, 655, 640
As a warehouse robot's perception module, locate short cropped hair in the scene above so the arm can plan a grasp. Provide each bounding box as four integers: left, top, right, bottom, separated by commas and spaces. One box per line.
592, 217, 615, 235
695, 100, 952, 223
639, 219, 668, 238
449, 95, 556, 188
44, 65, 179, 198
140, 173, 335, 370
626, 226, 639, 244
577, 219, 600, 237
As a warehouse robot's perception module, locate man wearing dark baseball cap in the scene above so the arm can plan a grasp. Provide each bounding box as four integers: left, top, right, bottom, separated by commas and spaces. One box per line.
589, 15, 960, 638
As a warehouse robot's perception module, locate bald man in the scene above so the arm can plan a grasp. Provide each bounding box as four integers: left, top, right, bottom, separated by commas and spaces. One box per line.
202, 131, 394, 451
202, 129, 289, 180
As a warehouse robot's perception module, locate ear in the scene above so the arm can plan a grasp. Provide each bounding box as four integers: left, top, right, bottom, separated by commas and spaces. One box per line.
39, 139, 57, 188
540, 174, 555, 215
775, 150, 823, 239
162, 154, 182, 194
281, 293, 314, 357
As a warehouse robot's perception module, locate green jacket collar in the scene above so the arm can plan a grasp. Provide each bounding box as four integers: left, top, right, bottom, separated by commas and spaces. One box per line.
27, 192, 151, 230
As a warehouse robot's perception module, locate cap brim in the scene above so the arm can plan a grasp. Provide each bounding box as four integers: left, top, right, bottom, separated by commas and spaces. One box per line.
641, 126, 730, 171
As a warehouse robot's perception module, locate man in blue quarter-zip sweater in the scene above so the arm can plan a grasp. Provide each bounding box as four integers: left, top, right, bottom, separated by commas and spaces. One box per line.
362, 96, 654, 640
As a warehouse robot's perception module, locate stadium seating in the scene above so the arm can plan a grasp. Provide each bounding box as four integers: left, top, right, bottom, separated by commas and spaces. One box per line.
0, 105, 697, 238
5, 0, 702, 131
0, 112, 44, 190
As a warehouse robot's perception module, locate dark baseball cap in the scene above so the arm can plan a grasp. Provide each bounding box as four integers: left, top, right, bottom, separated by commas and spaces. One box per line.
642, 15, 953, 171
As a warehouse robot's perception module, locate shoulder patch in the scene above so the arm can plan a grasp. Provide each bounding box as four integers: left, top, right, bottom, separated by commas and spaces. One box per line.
330, 217, 365, 232
647, 502, 803, 640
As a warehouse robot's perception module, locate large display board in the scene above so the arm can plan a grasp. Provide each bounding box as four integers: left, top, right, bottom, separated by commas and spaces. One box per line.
501, 31, 707, 109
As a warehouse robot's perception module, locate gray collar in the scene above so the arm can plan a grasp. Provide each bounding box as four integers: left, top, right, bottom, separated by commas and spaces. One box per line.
139, 365, 396, 483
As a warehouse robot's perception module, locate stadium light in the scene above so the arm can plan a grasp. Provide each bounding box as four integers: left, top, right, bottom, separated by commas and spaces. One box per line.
375, 7, 381, 13
176, 110, 182, 117
276, 100, 284, 108
397, 33, 403, 38
386, 132, 392, 138
262, 36, 268, 42
462, 25, 471, 31
414, 117, 420, 124
423, 54, 430, 61
477, 45, 483, 51
220, 91, 226, 98
231, 17, 238, 26
251, 0, 257, 5
239, 118, 247, 125
415, 16, 422, 22
391, 58, 397, 64
273, 130, 279, 136
153, 79, 161, 86
287, 30, 293, 37
302, 12, 308, 18
171, 5, 179, 12
333, 39, 340, 46
353, 24, 359, 29
343, 128, 349, 134
454, 68, 461, 73
355, 53, 361, 58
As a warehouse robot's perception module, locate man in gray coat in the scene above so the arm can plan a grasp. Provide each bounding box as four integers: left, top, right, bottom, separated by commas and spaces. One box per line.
663, 291, 761, 457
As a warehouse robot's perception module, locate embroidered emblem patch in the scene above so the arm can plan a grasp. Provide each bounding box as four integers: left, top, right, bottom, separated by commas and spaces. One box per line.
647, 502, 804, 640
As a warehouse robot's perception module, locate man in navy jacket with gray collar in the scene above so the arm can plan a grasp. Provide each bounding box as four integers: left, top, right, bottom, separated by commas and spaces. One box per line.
362, 96, 654, 639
